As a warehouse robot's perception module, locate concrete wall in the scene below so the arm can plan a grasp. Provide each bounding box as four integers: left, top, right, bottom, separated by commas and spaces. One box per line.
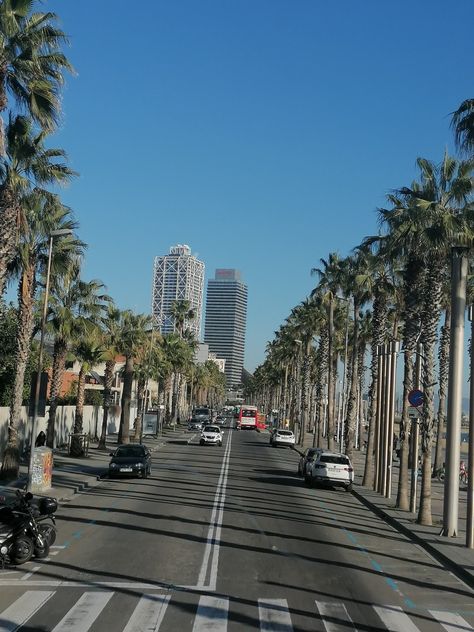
0, 404, 137, 455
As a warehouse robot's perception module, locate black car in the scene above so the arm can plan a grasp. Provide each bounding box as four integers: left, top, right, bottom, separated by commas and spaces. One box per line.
108, 444, 152, 478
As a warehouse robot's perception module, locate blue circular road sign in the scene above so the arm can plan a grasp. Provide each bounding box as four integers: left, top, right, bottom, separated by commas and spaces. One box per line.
408, 389, 424, 407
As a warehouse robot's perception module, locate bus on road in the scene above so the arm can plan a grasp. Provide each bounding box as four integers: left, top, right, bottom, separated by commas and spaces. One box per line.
238, 405, 258, 430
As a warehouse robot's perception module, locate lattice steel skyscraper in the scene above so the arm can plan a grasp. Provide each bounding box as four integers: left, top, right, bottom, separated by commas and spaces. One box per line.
204, 269, 247, 388
152, 244, 205, 338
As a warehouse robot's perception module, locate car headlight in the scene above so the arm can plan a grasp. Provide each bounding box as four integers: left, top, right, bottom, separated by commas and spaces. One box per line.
110, 463, 119, 469
134, 462, 144, 469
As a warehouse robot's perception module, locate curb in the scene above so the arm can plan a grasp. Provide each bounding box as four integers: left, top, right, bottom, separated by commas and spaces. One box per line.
352, 487, 474, 590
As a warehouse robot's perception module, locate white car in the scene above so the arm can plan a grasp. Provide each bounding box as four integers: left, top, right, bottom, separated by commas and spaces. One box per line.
199, 425, 223, 446
270, 429, 295, 447
305, 451, 354, 492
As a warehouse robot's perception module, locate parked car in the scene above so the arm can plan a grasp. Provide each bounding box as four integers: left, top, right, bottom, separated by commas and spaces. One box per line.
270, 429, 295, 448
200, 425, 223, 446
305, 451, 353, 491
108, 444, 152, 478
188, 418, 203, 431
297, 447, 323, 476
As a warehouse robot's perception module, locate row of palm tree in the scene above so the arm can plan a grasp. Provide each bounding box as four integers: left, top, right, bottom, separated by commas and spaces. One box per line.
0, 2, 225, 478
245, 98, 474, 527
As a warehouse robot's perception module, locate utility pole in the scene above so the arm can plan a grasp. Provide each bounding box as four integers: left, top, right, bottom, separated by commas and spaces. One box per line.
442, 248, 468, 537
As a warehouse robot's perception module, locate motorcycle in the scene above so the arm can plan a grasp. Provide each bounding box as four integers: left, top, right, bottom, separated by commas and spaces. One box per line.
0, 490, 58, 567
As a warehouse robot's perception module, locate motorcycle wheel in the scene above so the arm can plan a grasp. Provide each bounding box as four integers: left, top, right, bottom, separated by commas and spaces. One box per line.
10, 536, 34, 565
34, 535, 50, 559
39, 524, 56, 546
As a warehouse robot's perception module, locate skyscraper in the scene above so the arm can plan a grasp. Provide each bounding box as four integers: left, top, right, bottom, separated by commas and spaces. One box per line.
204, 269, 247, 388
152, 244, 205, 338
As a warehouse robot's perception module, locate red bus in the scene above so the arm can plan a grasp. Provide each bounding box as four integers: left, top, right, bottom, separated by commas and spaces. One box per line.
238, 405, 258, 430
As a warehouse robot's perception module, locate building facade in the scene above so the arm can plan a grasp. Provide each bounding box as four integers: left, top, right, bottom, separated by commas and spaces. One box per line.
152, 244, 205, 338
204, 269, 247, 388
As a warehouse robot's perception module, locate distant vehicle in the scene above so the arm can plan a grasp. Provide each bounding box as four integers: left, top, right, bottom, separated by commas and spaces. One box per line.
188, 419, 203, 431
256, 412, 267, 431
238, 405, 258, 430
200, 425, 223, 446
194, 407, 211, 422
297, 448, 323, 476
305, 451, 353, 491
108, 444, 152, 478
270, 429, 295, 447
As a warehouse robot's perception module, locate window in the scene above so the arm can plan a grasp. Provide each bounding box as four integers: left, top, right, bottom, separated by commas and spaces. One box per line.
319, 455, 350, 465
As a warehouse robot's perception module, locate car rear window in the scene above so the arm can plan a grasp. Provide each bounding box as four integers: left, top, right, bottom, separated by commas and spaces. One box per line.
277, 430, 293, 436
319, 455, 350, 465
203, 426, 219, 432
115, 447, 145, 457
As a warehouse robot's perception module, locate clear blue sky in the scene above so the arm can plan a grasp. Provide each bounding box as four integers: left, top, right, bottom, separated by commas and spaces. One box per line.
42, 0, 473, 372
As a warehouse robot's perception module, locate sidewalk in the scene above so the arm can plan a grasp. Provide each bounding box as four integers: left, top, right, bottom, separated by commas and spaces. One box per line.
299, 432, 474, 589
0, 426, 187, 503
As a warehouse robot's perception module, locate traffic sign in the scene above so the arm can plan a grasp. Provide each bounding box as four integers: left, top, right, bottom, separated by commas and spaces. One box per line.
408, 406, 421, 419
408, 389, 424, 407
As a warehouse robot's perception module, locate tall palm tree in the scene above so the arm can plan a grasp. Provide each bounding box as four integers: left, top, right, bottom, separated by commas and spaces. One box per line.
97, 305, 122, 450
0, 194, 79, 479
70, 332, 105, 457
117, 311, 150, 444
452, 98, 474, 157
170, 299, 195, 338
46, 262, 110, 448
0, 114, 76, 298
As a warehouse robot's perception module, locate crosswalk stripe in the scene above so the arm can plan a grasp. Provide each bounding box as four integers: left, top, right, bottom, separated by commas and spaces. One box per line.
51, 591, 114, 631
192, 596, 229, 631
315, 601, 357, 631
373, 605, 421, 632
122, 594, 171, 632
429, 610, 474, 632
258, 599, 293, 631
0, 590, 54, 632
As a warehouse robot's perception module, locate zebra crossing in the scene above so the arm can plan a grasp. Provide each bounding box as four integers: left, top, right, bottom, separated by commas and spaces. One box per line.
0, 590, 472, 631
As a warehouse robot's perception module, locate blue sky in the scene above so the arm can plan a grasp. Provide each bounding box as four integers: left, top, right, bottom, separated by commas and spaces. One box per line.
40, 1, 473, 372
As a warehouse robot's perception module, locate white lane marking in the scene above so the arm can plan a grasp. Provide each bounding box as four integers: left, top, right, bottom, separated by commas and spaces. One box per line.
20, 565, 41, 581
51, 591, 113, 631
316, 601, 357, 631
51, 551, 60, 556
51, 545, 67, 549
192, 596, 229, 631
122, 594, 171, 632
188, 433, 199, 445
197, 430, 232, 589
429, 610, 474, 631
373, 605, 421, 632
258, 599, 293, 631
0, 590, 54, 631
0, 580, 191, 589
207, 432, 233, 591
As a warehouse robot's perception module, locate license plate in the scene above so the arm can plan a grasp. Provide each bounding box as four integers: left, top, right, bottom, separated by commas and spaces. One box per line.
120, 467, 132, 472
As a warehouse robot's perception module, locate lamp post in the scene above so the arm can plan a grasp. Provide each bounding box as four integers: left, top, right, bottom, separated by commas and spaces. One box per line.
27, 229, 72, 492
336, 296, 350, 454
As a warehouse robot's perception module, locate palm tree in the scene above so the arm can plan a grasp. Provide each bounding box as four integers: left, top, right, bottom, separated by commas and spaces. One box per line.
46, 262, 110, 448
312, 253, 345, 451
97, 305, 122, 450
0, 114, 76, 299
70, 332, 105, 457
452, 98, 474, 157
170, 299, 195, 338
117, 311, 150, 444
0, 1, 73, 138
0, 194, 79, 479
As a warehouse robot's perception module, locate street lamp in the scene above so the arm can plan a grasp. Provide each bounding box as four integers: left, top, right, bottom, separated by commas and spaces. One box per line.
27, 228, 72, 491
336, 296, 350, 454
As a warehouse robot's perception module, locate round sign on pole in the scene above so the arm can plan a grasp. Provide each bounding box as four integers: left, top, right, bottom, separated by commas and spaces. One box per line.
408, 389, 424, 407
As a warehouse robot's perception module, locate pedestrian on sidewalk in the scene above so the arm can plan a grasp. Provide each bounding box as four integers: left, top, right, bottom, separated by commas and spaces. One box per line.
35, 431, 46, 447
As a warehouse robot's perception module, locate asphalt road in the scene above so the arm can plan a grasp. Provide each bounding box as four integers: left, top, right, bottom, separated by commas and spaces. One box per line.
0, 424, 473, 631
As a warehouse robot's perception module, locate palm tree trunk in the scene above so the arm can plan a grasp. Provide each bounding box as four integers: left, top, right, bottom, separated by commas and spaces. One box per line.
418, 263, 443, 525
0, 264, 36, 479
134, 376, 145, 440
98, 359, 115, 449
327, 299, 335, 451
46, 340, 68, 448
0, 186, 19, 299
71, 365, 86, 456
433, 306, 450, 475
118, 355, 133, 444
345, 300, 359, 461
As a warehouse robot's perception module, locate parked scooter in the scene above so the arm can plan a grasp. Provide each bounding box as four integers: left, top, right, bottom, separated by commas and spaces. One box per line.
0, 490, 58, 567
